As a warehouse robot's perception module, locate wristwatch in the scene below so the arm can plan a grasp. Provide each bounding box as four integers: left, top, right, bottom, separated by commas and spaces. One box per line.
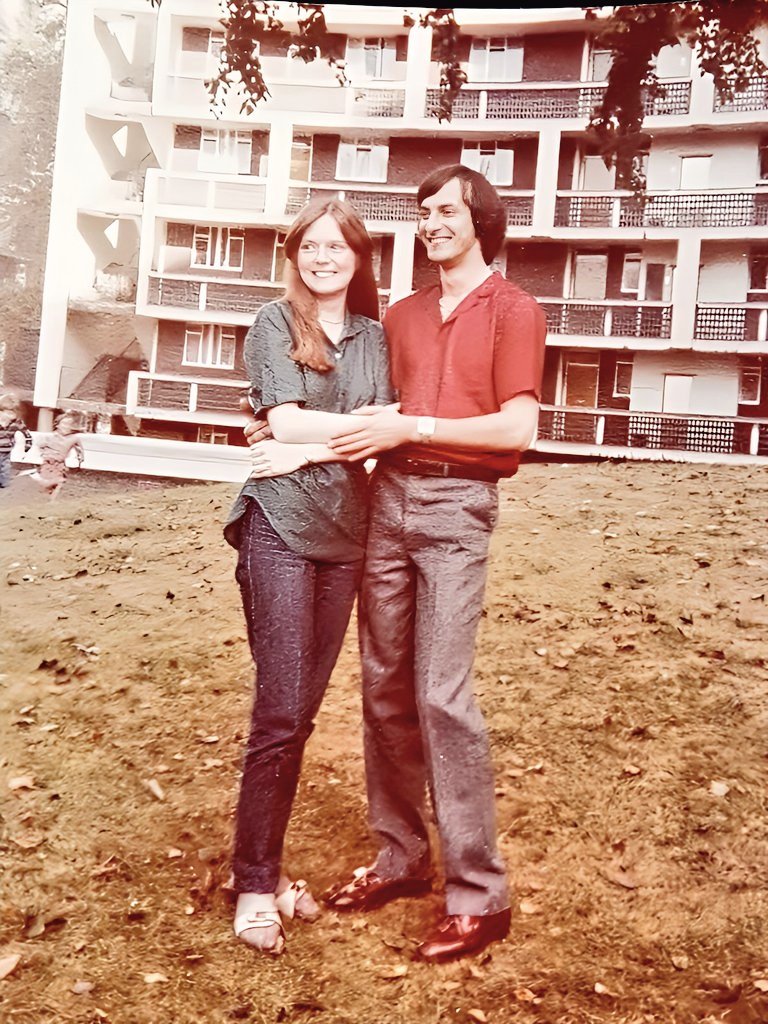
416, 416, 437, 443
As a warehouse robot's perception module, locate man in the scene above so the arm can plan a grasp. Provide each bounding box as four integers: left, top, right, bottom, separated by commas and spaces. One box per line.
246, 165, 546, 962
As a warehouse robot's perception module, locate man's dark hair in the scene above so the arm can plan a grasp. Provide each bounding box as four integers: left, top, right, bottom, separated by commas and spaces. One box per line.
416, 164, 508, 264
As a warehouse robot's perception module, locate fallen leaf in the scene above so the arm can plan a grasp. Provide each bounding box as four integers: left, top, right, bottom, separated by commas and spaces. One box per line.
600, 864, 638, 890
754, 980, 768, 993
8, 776, 36, 791
519, 900, 540, 915
467, 1011, 488, 1023
167, 848, 183, 859
594, 982, 616, 996
468, 964, 483, 979
142, 778, 165, 801
201, 735, 219, 745
514, 988, 538, 1003
71, 980, 95, 995
0, 954, 21, 980
378, 965, 408, 980
443, 981, 461, 992
143, 973, 169, 984
672, 955, 690, 971
622, 764, 642, 777
710, 780, 730, 798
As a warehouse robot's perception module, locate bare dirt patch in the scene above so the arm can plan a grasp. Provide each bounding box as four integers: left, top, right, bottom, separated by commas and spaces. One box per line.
1, 461, 767, 1024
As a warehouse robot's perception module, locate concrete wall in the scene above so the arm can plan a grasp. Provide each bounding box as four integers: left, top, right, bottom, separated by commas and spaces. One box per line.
697, 243, 749, 302
647, 135, 763, 191
631, 351, 740, 416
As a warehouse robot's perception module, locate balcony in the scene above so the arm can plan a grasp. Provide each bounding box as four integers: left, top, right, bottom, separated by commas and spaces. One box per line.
285, 183, 534, 226
126, 372, 247, 417
694, 302, 768, 342
537, 405, 768, 458
555, 189, 768, 230
713, 76, 768, 113
146, 274, 282, 316
154, 172, 268, 215
541, 300, 672, 340
425, 80, 690, 121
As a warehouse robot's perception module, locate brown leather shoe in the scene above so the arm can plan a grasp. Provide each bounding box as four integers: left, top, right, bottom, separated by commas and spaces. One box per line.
324, 865, 432, 912
415, 908, 512, 963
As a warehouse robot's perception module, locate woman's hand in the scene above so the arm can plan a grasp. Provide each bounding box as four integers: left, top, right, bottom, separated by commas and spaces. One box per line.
249, 439, 311, 479
328, 403, 415, 461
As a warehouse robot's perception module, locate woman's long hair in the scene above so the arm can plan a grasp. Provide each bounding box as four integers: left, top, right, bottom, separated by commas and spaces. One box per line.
282, 198, 380, 372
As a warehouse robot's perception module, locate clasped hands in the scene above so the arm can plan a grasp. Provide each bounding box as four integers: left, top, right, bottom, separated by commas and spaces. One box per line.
244, 402, 412, 478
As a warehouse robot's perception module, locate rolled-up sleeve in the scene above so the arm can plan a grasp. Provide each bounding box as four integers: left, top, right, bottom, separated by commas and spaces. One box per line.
245, 303, 308, 414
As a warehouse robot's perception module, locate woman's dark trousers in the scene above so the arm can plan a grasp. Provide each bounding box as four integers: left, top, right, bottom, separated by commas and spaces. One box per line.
232, 500, 361, 893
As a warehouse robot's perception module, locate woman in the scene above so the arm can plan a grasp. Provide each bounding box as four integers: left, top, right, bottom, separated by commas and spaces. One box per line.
224, 198, 393, 954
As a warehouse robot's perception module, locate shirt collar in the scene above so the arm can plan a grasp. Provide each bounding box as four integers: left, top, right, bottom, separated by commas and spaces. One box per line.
423, 271, 502, 325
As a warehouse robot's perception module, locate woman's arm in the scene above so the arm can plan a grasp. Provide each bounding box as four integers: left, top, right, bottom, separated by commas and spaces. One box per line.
266, 402, 398, 444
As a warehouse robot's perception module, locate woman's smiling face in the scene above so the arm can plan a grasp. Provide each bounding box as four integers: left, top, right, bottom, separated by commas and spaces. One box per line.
296, 213, 358, 299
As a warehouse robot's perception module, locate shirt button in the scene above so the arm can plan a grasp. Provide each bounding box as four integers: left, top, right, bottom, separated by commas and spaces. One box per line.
334, 351, 342, 360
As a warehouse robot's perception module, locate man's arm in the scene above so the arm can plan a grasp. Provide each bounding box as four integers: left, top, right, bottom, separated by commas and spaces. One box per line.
327, 393, 539, 462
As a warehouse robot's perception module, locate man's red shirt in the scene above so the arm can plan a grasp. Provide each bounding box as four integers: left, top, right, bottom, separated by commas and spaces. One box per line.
382, 272, 547, 476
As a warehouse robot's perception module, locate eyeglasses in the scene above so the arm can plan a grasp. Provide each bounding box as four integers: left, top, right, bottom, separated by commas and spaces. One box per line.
299, 241, 351, 256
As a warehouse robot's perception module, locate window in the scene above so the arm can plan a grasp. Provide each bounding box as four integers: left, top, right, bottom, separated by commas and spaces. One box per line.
345, 37, 397, 79
460, 142, 514, 186
614, 359, 633, 398
644, 262, 673, 302
191, 227, 245, 271
750, 253, 768, 290
589, 48, 613, 82
739, 361, 762, 404
290, 136, 313, 181
621, 254, 642, 293
183, 324, 237, 369
679, 155, 711, 190
468, 37, 523, 82
198, 426, 230, 444
272, 232, 287, 283
571, 253, 608, 300
655, 43, 691, 79
580, 154, 615, 191
336, 140, 388, 182
759, 139, 768, 181
179, 27, 226, 76
199, 129, 252, 175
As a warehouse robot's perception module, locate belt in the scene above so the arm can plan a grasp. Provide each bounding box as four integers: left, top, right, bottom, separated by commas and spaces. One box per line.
382, 453, 501, 483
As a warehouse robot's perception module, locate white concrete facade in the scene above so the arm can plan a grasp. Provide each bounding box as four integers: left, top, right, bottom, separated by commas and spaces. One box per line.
33, 2, 768, 475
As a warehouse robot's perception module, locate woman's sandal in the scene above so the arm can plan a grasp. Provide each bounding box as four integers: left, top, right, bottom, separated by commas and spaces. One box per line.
275, 878, 321, 922
234, 895, 286, 955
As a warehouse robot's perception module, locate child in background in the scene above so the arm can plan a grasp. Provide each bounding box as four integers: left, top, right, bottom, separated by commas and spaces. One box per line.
30, 411, 85, 498
0, 393, 34, 488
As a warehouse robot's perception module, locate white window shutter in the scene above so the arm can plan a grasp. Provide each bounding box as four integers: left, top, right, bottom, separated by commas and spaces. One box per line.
337, 142, 356, 178
372, 145, 388, 182
346, 38, 365, 76
495, 146, 514, 186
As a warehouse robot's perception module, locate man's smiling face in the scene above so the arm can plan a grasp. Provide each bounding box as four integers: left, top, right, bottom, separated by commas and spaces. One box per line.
417, 177, 481, 268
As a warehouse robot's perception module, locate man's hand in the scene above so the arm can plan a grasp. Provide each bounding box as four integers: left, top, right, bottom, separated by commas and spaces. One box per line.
328, 403, 413, 461
249, 439, 310, 479
239, 396, 271, 446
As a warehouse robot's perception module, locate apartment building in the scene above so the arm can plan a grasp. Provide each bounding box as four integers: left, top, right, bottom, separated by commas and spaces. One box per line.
35, 1, 768, 477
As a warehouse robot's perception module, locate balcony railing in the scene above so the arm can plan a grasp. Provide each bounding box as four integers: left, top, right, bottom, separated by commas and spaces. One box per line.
352, 88, 406, 118
537, 405, 768, 457
285, 183, 534, 225
555, 189, 768, 229
694, 302, 768, 342
713, 77, 768, 113
129, 372, 247, 416
540, 300, 672, 339
147, 274, 282, 315
425, 80, 690, 120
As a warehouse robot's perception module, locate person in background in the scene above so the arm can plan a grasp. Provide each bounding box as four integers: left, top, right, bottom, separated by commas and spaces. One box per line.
28, 410, 85, 499
223, 197, 393, 955
0, 392, 34, 489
